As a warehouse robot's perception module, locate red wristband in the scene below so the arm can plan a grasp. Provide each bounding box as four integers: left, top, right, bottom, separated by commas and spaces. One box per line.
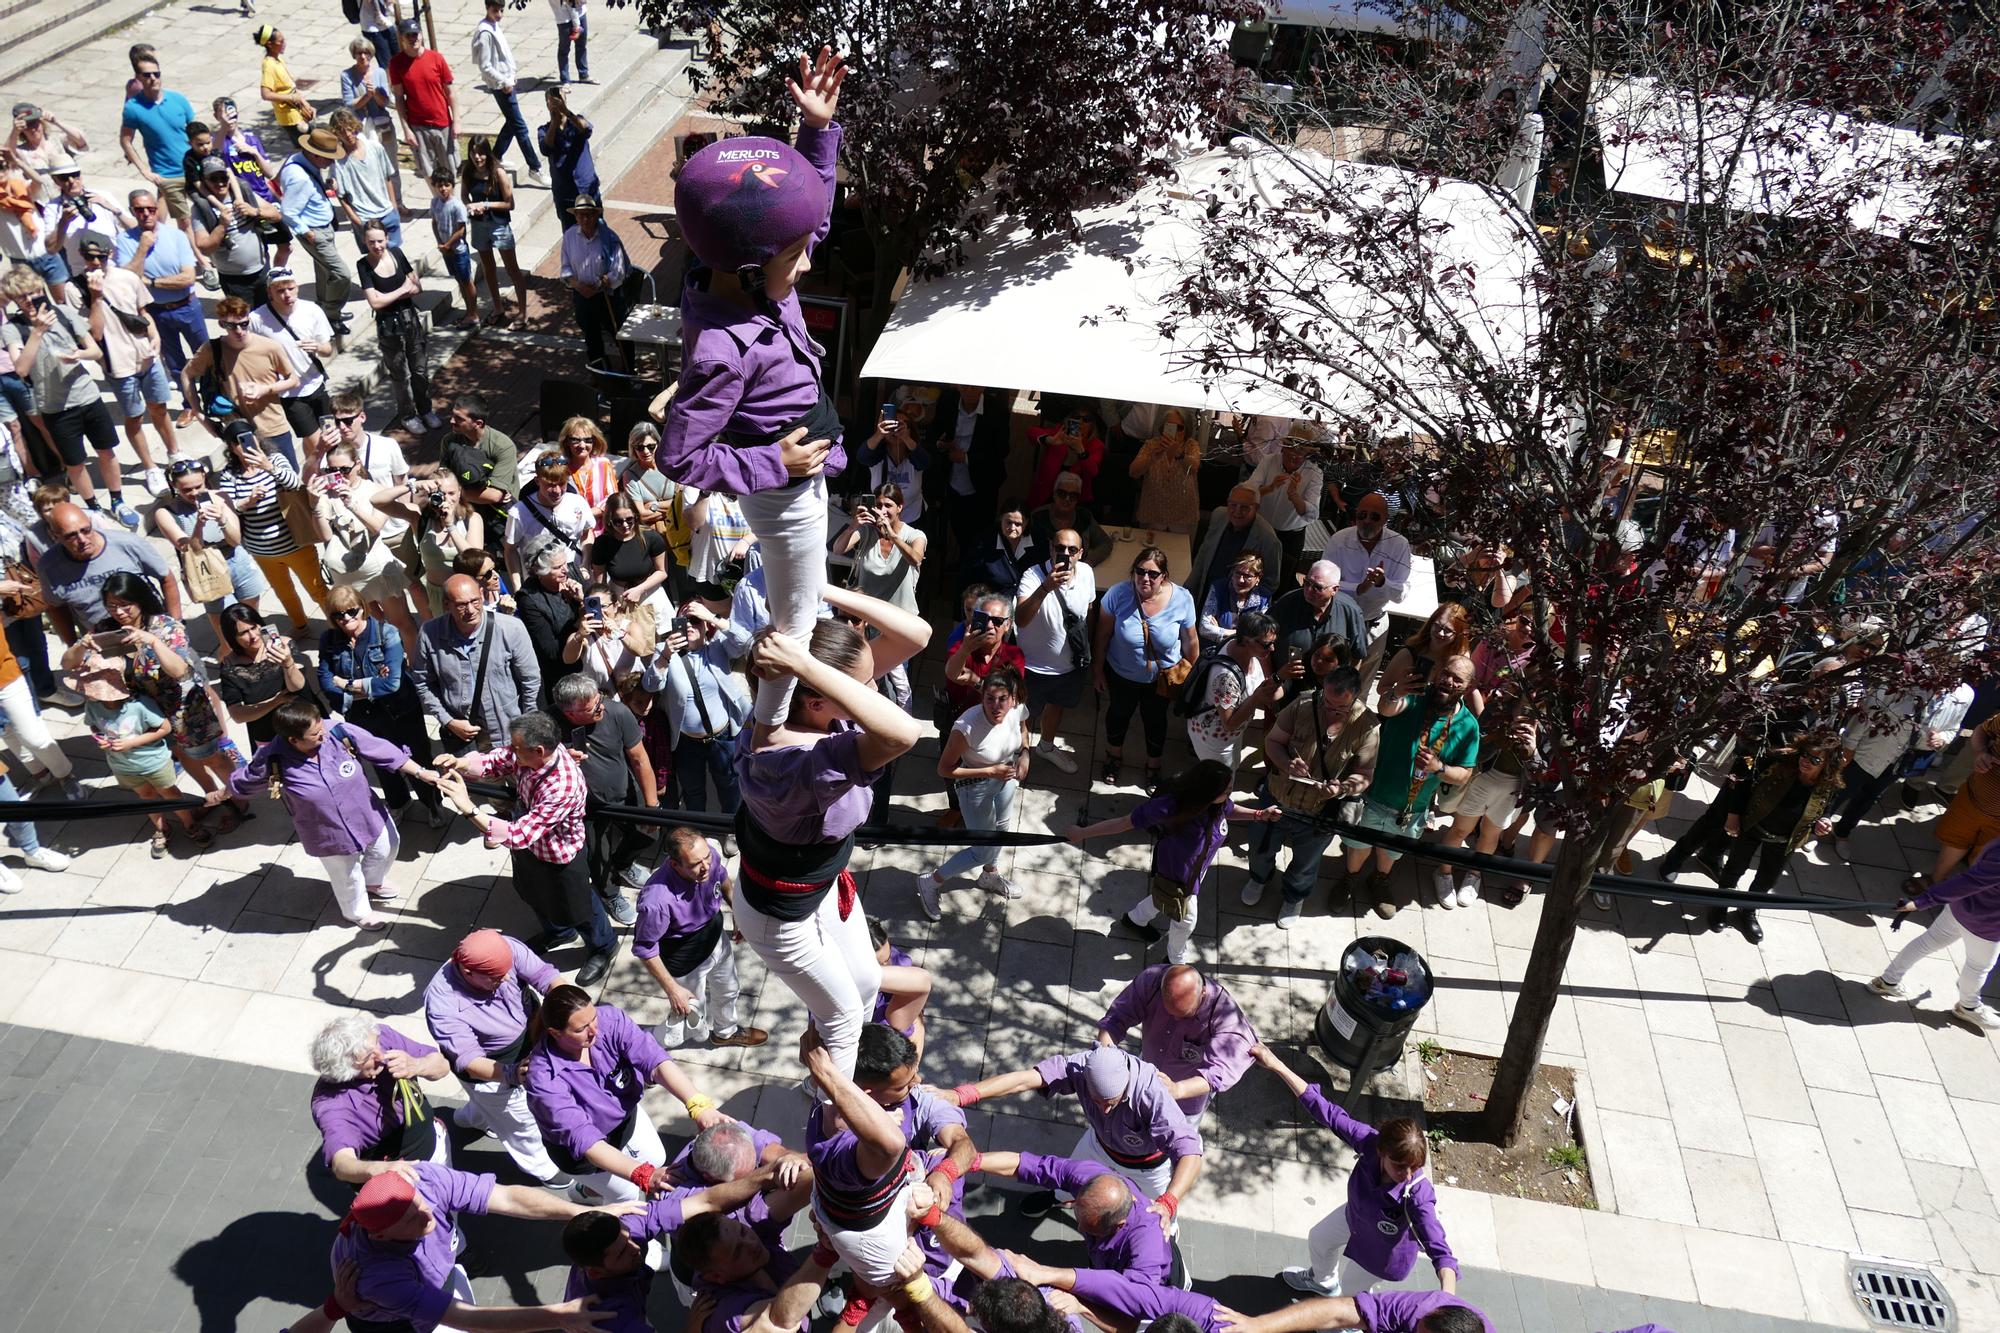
953, 1083, 982, 1107
631, 1162, 656, 1192
321, 1296, 348, 1320
1157, 1192, 1179, 1218
917, 1202, 943, 1228
932, 1158, 962, 1185
971, 1151, 984, 1174
812, 1244, 839, 1270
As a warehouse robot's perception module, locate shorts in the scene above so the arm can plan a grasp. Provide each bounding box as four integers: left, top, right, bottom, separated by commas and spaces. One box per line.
442, 247, 473, 283
1342, 798, 1425, 861
178, 735, 223, 761
111, 359, 174, 418
1936, 788, 2000, 853
1025, 666, 1087, 712
471, 214, 515, 252
114, 762, 180, 792
1456, 767, 1527, 826
281, 390, 336, 441
410, 125, 457, 181
26, 252, 69, 286
45, 399, 119, 466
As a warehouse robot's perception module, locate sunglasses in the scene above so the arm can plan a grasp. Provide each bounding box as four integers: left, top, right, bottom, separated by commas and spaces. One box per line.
1133, 568, 1163, 580
55, 528, 94, 543
609, 513, 637, 525
1054, 544, 1081, 555
132, 205, 159, 215
968, 612, 1004, 630
137, 70, 163, 79
334, 412, 363, 425
168, 458, 206, 476
562, 435, 592, 445
330, 608, 364, 622
218, 318, 250, 331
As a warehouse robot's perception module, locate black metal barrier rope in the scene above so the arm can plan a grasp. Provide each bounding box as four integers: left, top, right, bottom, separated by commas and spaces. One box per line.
3, 790, 1908, 918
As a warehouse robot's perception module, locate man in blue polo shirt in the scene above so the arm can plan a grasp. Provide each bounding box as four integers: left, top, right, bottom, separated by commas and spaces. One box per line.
111, 190, 208, 400
277, 126, 356, 334
118, 51, 196, 222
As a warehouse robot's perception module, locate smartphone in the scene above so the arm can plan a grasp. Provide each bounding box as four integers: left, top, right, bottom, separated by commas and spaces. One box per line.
879, 401, 898, 430
584, 595, 604, 618
672, 615, 690, 636
88, 629, 129, 652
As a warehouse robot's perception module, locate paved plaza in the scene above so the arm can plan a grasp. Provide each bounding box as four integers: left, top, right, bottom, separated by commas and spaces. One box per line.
1, 0, 1998, 1329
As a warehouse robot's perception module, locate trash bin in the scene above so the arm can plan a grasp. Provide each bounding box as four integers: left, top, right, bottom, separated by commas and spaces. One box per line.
1314, 936, 1434, 1107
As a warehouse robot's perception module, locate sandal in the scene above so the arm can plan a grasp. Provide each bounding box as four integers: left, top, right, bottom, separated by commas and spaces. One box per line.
150, 829, 169, 859
1500, 880, 1527, 907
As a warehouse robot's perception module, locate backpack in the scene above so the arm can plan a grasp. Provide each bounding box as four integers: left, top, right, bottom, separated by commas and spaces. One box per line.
1173, 648, 1246, 719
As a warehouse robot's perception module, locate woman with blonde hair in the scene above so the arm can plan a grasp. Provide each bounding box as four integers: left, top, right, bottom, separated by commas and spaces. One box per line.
553, 416, 616, 533
1127, 407, 1201, 531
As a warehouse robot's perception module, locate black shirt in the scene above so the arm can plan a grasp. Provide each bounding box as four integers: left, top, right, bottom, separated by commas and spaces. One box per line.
567, 698, 642, 800
589, 529, 664, 588
514, 582, 580, 708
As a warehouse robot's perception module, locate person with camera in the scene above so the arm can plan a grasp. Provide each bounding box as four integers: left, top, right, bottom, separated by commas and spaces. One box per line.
835, 483, 925, 619
208, 413, 328, 634
1243, 665, 1379, 927
560, 580, 650, 697
857, 398, 930, 524
1, 267, 135, 525
307, 442, 422, 650
39, 165, 129, 308
1014, 526, 1095, 775
943, 592, 1025, 718
919, 665, 1030, 919
1028, 408, 1106, 510
641, 596, 748, 813
155, 457, 267, 645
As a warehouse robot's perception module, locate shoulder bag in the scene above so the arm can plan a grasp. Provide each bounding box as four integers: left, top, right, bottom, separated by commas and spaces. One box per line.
1139, 591, 1194, 698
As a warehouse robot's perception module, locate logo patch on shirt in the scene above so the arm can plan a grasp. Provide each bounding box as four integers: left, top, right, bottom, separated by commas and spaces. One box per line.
337, 759, 358, 779
726, 161, 788, 191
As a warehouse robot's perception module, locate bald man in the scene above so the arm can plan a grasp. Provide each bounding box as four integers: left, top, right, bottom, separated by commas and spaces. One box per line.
411, 572, 543, 752
1097, 964, 1257, 1118
971, 1151, 1172, 1284
1188, 485, 1281, 612
35, 501, 181, 642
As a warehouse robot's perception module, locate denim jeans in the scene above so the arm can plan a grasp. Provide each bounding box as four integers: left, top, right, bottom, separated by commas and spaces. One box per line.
488, 89, 543, 171
934, 777, 1017, 880
1249, 805, 1339, 902
555, 15, 589, 80
6, 615, 56, 698
672, 733, 740, 813
0, 771, 44, 853
149, 297, 211, 383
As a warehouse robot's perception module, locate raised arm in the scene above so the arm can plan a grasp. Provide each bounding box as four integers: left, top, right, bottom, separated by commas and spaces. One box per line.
803, 1032, 906, 1179
820, 582, 930, 679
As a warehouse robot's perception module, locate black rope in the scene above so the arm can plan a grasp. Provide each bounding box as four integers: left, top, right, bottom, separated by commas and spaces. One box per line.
0, 795, 208, 817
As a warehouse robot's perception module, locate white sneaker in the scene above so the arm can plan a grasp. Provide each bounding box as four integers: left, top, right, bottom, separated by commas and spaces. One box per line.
1952, 1002, 2000, 1032
978, 870, 1021, 899
1455, 879, 1482, 908
142, 466, 169, 495
528, 167, 548, 187
1277, 898, 1302, 929
0, 863, 20, 894
21, 847, 71, 872
1869, 974, 1911, 999
917, 871, 943, 921
1432, 867, 1457, 909
1240, 877, 1267, 907
1591, 890, 1611, 910
1034, 738, 1078, 775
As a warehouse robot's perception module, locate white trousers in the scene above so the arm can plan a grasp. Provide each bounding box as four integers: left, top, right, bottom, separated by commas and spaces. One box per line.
739, 474, 828, 726
574, 1104, 667, 1204
650, 932, 742, 1047
815, 1166, 920, 1287
0, 674, 71, 780
1306, 1204, 1384, 1296
1068, 1126, 1172, 1201
320, 821, 401, 922
1126, 893, 1196, 965
1883, 904, 2000, 1009
733, 878, 881, 1081
456, 1078, 568, 1183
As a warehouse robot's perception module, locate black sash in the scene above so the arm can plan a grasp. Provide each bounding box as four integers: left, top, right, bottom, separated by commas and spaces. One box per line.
657, 913, 724, 978
358, 1077, 438, 1164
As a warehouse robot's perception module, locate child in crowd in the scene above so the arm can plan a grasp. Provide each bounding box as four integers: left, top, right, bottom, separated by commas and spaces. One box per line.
75, 654, 208, 857
427, 168, 477, 326
867, 916, 933, 1057
659, 47, 846, 727
1252, 1042, 1459, 1299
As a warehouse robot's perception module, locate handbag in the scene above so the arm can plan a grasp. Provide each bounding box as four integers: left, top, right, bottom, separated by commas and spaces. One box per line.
180, 537, 234, 604
0, 556, 45, 620
1047, 565, 1092, 672
1139, 599, 1193, 699
277, 486, 320, 548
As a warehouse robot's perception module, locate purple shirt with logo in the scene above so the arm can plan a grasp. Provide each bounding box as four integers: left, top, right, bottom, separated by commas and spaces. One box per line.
1034, 1048, 1203, 1164
310, 1023, 439, 1167
1014, 1153, 1171, 1282
329, 1162, 494, 1332
229, 721, 410, 858
1129, 795, 1236, 892
661, 122, 847, 496
1354, 1291, 1493, 1333
1301, 1083, 1455, 1282
735, 720, 884, 846
1069, 1270, 1220, 1333
422, 936, 560, 1074
1098, 964, 1259, 1116
523, 1002, 672, 1162
633, 838, 728, 959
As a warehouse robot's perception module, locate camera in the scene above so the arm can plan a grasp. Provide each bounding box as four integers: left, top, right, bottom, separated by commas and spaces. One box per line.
423, 486, 450, 511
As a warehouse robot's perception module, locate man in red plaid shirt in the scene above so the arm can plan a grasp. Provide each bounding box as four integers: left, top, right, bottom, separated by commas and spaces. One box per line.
437, 711, 621, 985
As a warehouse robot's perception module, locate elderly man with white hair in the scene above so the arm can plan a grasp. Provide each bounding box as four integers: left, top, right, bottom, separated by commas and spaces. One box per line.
1187, 484, 1282, 615
1321, 492, 1413, 671
308, 1014, 455, 1186
1270, 560, 1369, 698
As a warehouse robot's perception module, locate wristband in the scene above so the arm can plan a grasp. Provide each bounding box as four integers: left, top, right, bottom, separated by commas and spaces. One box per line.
931, 1158, 962, 1186
630, 1162, 656, 1192
320, 1296, 347, 1319
916, 1202, 943, 1228
952, 1083, 982, 1107
683, 1093, 717, 1118
971, 1151, 984, 1174
811, 1244, 839, 1270
1156, 1192, 1179, 1218
902, 1275, 935, 1306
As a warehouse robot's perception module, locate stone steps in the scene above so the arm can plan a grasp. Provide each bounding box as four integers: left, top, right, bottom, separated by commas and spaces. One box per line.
0, 0, 158, 89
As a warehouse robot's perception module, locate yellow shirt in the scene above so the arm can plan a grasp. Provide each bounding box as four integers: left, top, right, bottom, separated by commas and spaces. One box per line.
263, 54, 305, 128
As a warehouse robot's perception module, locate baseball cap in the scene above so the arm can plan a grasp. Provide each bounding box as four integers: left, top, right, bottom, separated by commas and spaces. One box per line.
1081, 1047, 1131, 1102
267, 266, 299, 286
75, 232, 112, 259
675, 136, 827, 274
199, 155, 228, 177
397, 17, 420, 34
12, 102, 41, 122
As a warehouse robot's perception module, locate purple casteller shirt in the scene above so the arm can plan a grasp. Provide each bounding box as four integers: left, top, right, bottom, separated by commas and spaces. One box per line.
1034, 1048, 1203, 1166
633, 838, 729, 960
1011, 1153, 1171, 1282
1099, 964, 1258, 1117
229, 721, 410, 858
523, 1002, 673, 1163
1130, 795, 1236, 892
735, 720, 884, 845
311, 1024, 439, 1168
1911, 836, 2000, 941
661, 122, 846, 497
1354, 1291, 1493, 1333
562, 1189, 785, 1333
422, 936, 560, 1074
701, 1246, 809, 1333
892, 1090, 970, 1281
1070, 1270, 1220, 1332
873, 943, 914, 1033
1300, 1084, 1455, 1283
992, 1254, 1088, 1333
330, 1161, 495, 1332
669, 1123, 789, 1184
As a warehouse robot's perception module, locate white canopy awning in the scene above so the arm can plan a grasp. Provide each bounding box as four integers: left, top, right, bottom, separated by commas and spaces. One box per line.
1593, 74, 1956, 237
860, 142, 1543, 431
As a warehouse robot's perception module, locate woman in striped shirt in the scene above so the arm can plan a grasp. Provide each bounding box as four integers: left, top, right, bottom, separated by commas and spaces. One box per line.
213, 423, 330, 633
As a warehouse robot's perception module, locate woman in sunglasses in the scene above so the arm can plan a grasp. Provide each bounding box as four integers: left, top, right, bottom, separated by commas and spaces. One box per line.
307, 441, 422, 650
318, 584, 444, 826
214, 602, 310, 752
588, 490, 668, 619
1091, 545, 1197, 790
154, 457, 269, 645
555, 417, 616, 535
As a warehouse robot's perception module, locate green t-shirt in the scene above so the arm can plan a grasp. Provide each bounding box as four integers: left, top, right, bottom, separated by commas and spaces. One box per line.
1366, 695, 1481, 817
86, 696, 173, 777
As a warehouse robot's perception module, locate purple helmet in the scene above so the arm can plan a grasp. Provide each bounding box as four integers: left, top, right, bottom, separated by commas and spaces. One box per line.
676, 136, 826, 274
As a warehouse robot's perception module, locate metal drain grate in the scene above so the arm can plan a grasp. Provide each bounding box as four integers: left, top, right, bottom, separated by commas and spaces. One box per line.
1849, 1256, 1955, 1331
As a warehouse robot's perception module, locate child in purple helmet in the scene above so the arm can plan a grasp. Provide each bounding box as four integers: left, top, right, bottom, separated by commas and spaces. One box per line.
660, 45, 847, 730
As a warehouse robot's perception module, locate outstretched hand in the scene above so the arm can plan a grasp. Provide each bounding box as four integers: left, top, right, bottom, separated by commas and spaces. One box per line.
787, 45, 847, 129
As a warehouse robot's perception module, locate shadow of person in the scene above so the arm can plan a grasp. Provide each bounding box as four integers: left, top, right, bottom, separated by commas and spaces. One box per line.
172, 1209, 336, 1333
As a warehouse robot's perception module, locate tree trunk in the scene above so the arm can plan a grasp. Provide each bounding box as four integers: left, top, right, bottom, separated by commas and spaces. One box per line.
1483, 823, 1612, 1147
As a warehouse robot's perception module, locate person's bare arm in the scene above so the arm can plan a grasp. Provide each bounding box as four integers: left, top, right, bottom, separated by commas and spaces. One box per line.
819, 583, 931, 679
1215, 1297, 1363, 1333
803, 1033, 906, 1178
930, 1066, 1046, 1106
739, 1246, 835, 1333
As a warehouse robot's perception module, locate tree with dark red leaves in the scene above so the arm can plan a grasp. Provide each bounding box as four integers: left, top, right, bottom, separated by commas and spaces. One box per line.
1169, 1, 1999, 1143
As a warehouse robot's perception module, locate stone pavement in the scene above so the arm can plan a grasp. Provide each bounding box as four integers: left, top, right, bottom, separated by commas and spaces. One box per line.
0, 1022, 1862, 1333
